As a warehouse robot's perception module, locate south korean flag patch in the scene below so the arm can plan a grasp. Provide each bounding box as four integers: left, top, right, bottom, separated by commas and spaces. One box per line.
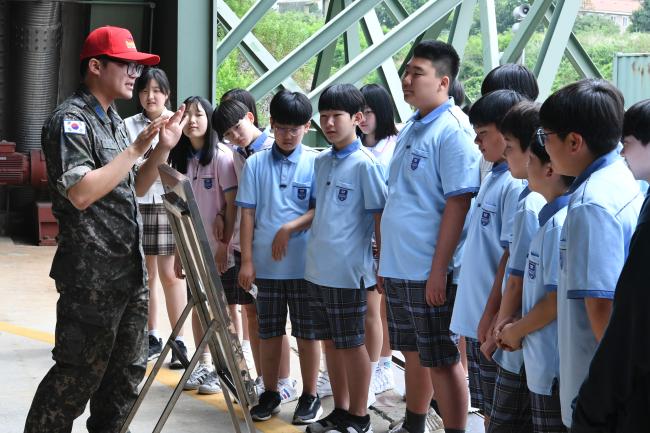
63, 120, 87, 135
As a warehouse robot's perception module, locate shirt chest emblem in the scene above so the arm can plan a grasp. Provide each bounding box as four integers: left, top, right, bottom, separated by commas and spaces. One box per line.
297, 187, 307, 200
528, 260, 537, 280
338, 188, 348, 201
410, 156, 421, 170
203, 178, 213, 189
481, 210, 491, 226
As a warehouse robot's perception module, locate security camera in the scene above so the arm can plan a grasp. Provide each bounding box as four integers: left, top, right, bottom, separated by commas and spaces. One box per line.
513, 4, 530, 20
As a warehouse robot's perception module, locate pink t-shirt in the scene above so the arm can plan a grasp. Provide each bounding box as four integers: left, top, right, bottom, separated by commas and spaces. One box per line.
186, 143, 238, 259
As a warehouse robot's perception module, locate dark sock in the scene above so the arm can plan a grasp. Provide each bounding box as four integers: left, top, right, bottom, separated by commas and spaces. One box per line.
444, 429, 465, 433
403, 408, 426, 433
347, 413, 370, 426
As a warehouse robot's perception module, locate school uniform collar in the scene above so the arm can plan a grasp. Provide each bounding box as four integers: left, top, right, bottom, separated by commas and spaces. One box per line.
248, 131, 268, 154
538, 194, 570, 226
408, 99, 453, 125
518, 186, 532, 201
568, 149, 619, 194
491, 161, 509, 174
272, 142, 302, 163
365, 135, 395, 155
331, 139, 361, 159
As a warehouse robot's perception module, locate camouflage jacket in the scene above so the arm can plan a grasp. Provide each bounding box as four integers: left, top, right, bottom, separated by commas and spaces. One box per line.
42, 85, 146, 289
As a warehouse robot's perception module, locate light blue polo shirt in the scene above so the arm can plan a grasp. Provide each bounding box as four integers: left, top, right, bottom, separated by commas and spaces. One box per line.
235, 143, 318, 279
450, 163, 525, 339
558, 149, 643, 426
493, 187, 546, 373
379, 100, 480, 282
305, 139, 387, 289
519, 194, 569, 395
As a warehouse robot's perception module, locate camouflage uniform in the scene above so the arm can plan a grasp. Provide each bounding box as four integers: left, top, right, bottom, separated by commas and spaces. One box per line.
24, 86, 148, 433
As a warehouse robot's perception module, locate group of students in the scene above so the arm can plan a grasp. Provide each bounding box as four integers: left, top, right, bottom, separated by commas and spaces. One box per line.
129, 38, 650, 433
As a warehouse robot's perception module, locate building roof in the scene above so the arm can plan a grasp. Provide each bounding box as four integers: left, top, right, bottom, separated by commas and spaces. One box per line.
581, 0, 641, 16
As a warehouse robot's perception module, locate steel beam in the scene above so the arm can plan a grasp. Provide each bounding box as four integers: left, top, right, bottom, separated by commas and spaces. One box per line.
534, 0, 580, 98
343, 0, 362, 65
177, 0, 212, 104
381, 0, 408, 23
448, 0, 476, 61
248, 0, 383, 100
500, 0, 553, 65
398, 8, 453, 76
308, 0, 462, 122
216, 0, 276, 67
479, 0, 498, 73
311, 0, 343, 89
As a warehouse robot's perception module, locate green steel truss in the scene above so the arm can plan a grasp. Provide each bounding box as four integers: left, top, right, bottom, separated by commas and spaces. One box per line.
204, 0, 603, 128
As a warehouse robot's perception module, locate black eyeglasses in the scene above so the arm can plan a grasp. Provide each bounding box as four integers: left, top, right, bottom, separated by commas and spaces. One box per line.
535, 127, 557, 148
107, 57, 144, 77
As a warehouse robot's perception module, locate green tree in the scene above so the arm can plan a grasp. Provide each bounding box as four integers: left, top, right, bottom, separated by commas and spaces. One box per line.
574, 14, 619, 35
630, 0, 650, 32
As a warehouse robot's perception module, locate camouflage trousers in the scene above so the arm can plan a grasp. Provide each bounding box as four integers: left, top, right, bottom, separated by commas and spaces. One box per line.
24, 282, 148, 433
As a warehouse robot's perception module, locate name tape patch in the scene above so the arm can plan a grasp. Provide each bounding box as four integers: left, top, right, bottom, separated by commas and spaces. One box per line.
63, 120, 87, 135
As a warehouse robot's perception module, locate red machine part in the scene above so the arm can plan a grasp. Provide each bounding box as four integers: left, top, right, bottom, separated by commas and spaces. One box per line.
0, 141, 29, 185
30, 149, 48, 189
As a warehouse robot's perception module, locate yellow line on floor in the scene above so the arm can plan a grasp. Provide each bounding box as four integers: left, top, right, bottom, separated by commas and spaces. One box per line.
0, 321, 300, 433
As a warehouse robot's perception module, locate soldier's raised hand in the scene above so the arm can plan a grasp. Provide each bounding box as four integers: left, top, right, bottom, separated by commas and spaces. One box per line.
158, 104, 187, 150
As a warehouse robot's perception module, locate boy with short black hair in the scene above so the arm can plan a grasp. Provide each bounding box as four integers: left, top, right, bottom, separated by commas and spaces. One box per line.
236, 89, 321, 423
497, 101, 572, 433
571, 99, 650, 432
379, 40, 480, 433
450, 90, 526, 428
538, 79, 643, 428
305, 83, 387, 433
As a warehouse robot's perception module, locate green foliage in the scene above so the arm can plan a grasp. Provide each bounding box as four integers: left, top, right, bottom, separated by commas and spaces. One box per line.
631, 0, 650, 32
574, 14, 619, 35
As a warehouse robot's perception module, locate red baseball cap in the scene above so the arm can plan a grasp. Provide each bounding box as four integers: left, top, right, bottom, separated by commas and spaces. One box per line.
80, 26, 160, 65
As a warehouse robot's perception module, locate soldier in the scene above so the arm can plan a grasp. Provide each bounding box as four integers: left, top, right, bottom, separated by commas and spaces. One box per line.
24, 26, 186, 433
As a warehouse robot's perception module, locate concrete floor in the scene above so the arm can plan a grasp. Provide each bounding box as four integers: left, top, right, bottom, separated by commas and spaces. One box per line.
0, 236, 484, 433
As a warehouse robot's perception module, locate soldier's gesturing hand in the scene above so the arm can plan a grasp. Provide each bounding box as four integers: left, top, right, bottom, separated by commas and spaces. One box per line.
132, 116, 166, 156
158, 104, 187, 150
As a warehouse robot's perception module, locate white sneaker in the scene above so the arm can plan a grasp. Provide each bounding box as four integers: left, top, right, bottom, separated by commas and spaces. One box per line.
279, 378, 299, 403
198, 370, 223, 394
371, 363, 395, 394
183, 363, 213, 390
317, 371, 333, 398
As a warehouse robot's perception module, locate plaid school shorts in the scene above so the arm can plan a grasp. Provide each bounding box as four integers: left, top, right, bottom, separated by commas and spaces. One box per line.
530, 381, 567, 433
307, 282, 368, 349
384, 277, 460, 368
140, 203, 175, 256
487, 366, 533, 433
466, 337, 498, 416
256, 278, 315, 340
222, 252, 254, 305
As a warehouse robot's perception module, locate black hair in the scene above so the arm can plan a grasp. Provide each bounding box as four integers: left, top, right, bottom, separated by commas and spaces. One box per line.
269, 89, 312, 125
623, 99, 650, 146
468, 89, 525, 127
135, 67, 171, 109
540, 78, 624, 157
481, 64, 539, 100
212, 99, 250, 142
499, 100, 541, 152
449, 79, 466, 108
80, 55, 109, 78
359, 84, 398, 141
318, 83, 365, 116
412, 40, 460, 86
221, 88, 259, 128
168, 96, 216, 174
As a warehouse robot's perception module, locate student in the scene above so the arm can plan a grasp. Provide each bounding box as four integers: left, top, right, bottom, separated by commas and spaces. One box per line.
168, 96, 238, 395
379, 40, 479, 433
478, 64, 539, 181
235, 90, 321, 424
538, 79, 643, 428
359, 83, 398, 396
450, 90, 526, 426
497, 102, 572, 433
305, 83, 386, 433
488, 101, 547, 432
124, 67, 187, 366
214, 99, 299, 401
571, 99, 650, 432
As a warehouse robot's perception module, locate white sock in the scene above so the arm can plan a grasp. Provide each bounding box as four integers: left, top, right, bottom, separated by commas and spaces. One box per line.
174, 335, 184, 343
149, 329, 160, 339
379, 356, 392, 368
278, 377, 292, 386
370, 360, 379, 375
199, 352, 211, 365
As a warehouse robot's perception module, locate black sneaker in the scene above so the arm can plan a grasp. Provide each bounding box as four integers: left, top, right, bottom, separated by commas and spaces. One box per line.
306, 408, 347, 433
336, 413, 373, 433
169, 339, 188, 370
293, 393, 323, 425
147, 335, 162, 361
250, 390, 282, 421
